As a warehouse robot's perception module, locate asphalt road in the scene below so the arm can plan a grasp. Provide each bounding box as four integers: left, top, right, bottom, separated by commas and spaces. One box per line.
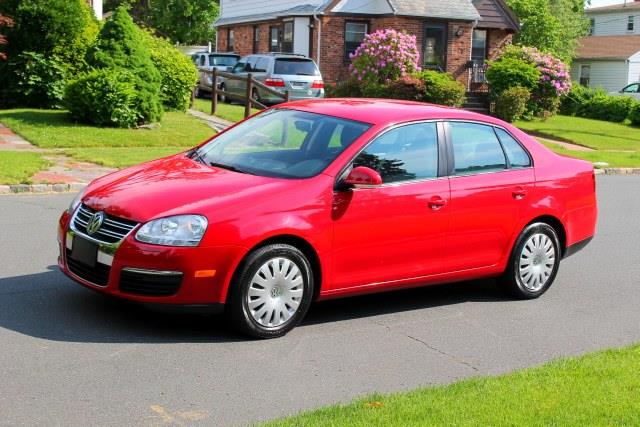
0, 175, 639, 426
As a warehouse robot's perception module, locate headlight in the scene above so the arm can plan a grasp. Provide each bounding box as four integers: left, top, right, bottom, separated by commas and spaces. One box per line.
67, 187, 87, 214
135, 215, 208, 247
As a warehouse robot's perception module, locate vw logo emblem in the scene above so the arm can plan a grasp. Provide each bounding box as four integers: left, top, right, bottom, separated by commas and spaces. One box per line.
86, 211, 105, 235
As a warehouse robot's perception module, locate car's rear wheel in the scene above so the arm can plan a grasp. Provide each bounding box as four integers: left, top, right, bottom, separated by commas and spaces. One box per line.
500, 223, 561, 299
227, 244, 313, 338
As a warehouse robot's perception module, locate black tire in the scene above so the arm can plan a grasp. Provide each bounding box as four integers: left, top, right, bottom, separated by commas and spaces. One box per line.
499, 222, 561, 299
194, 85, 202, 98
219, 83, 230, 103
226, 244, 314, 339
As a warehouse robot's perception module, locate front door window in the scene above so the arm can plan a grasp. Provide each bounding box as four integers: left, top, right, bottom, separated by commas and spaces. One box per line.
579, 65, 591, 86
424, 23, 446, 71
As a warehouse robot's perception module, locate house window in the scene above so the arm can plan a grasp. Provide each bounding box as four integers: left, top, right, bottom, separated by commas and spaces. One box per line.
227, 29, 234, 52
282, 21, 294, 53
270, 26, 280, 51
588, 18, 595, 35
579, 64, 591, 86
628, 16, 634, 32
253, 26, 260, 53
423, 23, 446, 71
471, 29, 487, 63
345, 21, 368, 62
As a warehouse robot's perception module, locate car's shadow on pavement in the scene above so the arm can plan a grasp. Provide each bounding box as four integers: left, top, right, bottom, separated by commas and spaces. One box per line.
0, 266, 510, 343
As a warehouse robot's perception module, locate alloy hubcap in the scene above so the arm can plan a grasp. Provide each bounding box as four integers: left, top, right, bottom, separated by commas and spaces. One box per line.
519, 233, 556, 292
247, 257, 304, 328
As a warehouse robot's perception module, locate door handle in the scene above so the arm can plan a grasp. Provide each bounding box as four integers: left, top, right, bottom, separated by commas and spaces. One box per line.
512, 187, 527, 200
428, 196, 447, 210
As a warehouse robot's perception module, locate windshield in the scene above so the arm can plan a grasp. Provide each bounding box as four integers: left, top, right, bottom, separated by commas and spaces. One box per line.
273, 59, 320, 76
196, 109, 371, 178
210, 55, 239, 66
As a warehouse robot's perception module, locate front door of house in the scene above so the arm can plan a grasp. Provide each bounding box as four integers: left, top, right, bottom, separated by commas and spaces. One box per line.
470, 29, 488, 89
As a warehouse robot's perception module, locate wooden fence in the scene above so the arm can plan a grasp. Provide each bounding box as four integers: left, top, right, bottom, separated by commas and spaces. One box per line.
195, 68, 290, 119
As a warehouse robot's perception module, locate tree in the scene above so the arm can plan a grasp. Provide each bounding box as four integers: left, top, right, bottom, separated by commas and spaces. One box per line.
72, 6, 163, 125
0, 14, 12, 60
103, 0, 219, 45
506, 0, 589, 62
150, 0, 219, 44
0, 0, 98, 107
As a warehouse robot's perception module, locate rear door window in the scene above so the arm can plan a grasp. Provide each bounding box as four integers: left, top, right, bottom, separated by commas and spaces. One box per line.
450, 122, 507, 175
494, 128, 531, 168
274, 59, 319, 76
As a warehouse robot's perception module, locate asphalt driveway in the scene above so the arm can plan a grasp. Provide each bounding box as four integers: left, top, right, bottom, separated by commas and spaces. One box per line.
0, 175, 638, 426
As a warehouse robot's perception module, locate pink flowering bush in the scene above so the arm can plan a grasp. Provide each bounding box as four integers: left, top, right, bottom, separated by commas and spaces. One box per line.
349, 29, 420, 84
489, 45, 571, 116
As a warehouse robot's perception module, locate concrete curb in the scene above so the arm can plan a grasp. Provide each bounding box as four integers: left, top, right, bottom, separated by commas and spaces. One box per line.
0, 183, 86, 195
594, 168, 640, 175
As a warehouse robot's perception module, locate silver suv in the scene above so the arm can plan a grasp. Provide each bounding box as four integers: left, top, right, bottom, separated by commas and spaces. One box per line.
222, 53, 325, 105
193, 52, 240, 98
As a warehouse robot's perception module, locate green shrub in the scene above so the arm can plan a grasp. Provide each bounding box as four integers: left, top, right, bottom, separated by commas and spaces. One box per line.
495, 86, 531, 122
79, 7, 162, 125
0, 0, 98, 108
385, 76, 425, 101
417, 70, 466, 107
142, 31, 197, 111
328, 79, 364, 98
629, 103, 640, 126
577, 94, 637, 123
559, 84, 599, 116
0, 52, 67, 108
65, 69, 140, 128
486, 57, 541, 96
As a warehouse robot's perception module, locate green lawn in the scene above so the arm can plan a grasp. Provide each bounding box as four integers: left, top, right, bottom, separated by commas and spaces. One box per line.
0, 109, 214, 148
0, 152, 50, 184
193, 98, 258, 123
538, 140, 640, 168
515, 115, 640, 152
264, 344, 640, 426
516, 115, 640, 167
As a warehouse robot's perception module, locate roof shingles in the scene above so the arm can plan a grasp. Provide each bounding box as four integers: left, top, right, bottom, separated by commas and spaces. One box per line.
576, 35, 640, 60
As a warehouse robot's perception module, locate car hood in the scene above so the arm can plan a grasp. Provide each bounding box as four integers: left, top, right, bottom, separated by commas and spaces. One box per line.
82, 154, 293, 222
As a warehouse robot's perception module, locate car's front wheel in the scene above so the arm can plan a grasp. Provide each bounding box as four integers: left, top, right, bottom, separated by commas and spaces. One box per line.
500, 222, 561, 299
227, 244, 314, 339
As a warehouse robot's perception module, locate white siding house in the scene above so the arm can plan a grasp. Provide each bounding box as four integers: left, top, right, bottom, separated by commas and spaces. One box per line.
587, 2, 640, 36
573, 2, 640, 92
571, 35, 640, 92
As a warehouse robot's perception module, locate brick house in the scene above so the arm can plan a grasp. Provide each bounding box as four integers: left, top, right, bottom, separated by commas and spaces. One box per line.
214, 0, 519, 90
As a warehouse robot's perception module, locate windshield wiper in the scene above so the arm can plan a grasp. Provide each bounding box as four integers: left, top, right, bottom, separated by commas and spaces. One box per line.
190, 149, 207, 164
296, 73, 314, 76
208, 161, 248, 174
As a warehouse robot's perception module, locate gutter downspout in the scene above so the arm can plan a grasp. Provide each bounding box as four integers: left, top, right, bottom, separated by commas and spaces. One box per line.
313, 5, 323, 68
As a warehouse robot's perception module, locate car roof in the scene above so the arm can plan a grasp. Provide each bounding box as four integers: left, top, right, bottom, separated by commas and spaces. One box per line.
280, 98, 502, 126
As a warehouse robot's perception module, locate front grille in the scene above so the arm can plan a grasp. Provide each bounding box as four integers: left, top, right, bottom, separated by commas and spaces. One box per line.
65, 249, 111, 287
73, 204, 138, 244
119, 269, 183, 297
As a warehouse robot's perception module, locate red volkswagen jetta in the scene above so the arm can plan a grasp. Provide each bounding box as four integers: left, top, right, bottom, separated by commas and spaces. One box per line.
58, 99, 597, 338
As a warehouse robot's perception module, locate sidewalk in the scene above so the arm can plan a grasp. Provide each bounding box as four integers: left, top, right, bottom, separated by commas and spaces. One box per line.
0, 123, 115, 193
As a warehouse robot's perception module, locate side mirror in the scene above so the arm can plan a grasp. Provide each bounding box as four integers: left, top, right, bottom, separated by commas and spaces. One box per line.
343, 166, 383, 188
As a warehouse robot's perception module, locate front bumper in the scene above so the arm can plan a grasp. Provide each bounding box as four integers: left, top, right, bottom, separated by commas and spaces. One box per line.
57, 211, 245, 305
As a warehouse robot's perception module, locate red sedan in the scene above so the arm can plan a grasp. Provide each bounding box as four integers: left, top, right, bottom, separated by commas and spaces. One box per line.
58, 99, 597, 338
